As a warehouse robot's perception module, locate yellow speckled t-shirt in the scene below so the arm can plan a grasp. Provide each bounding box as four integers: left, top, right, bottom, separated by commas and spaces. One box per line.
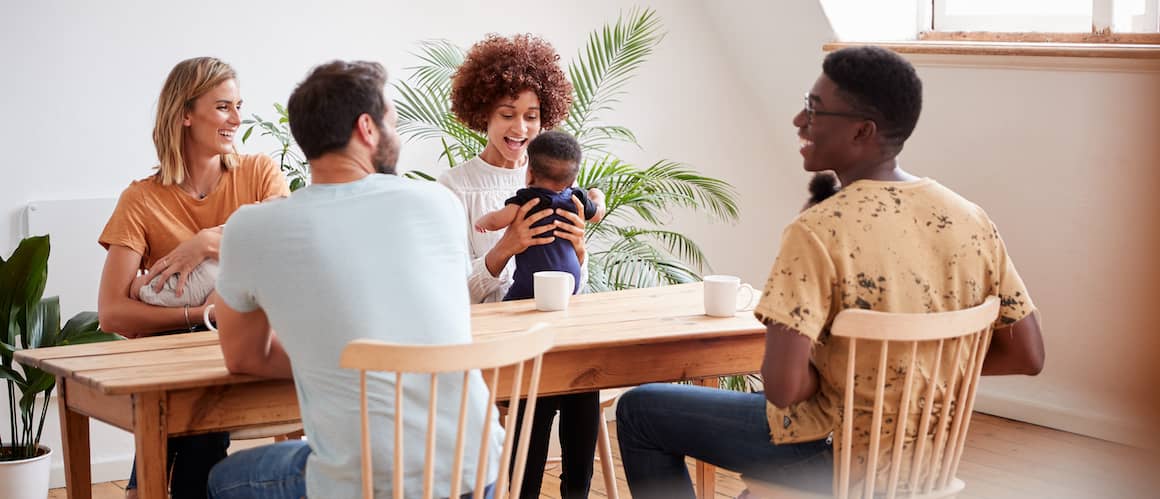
753, 178, 1035, 488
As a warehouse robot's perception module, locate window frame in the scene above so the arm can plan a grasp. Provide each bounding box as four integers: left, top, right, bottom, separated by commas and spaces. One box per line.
923, 0, 1160, 45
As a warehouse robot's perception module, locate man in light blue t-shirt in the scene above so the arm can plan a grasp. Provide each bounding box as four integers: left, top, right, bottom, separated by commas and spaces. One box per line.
206, 60, 503, 499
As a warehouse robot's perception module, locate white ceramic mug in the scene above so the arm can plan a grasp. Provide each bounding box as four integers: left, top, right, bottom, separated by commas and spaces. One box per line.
203, 304, 217, 332
534, 271, 575, 312
703, 275, 758, 317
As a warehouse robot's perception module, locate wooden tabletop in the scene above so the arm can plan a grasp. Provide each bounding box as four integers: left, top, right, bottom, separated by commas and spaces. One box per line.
16, 282, 764, 396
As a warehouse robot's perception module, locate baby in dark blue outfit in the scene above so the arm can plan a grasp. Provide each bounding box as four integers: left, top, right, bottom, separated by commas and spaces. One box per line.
474, 130, 605, 301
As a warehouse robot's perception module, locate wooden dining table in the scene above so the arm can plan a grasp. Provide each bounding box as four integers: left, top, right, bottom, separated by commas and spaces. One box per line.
17, 282, 766, 499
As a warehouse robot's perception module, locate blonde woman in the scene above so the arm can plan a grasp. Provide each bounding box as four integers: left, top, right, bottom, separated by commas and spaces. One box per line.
96, 57, 289, 499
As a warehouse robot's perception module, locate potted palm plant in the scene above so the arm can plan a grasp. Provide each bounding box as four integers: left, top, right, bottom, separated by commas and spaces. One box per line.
0, 235, 123, 498
394, 7, 741, 290
240, 8, 754, 390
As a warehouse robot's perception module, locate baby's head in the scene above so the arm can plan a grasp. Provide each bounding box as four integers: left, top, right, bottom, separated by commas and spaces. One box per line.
526, 130, 582, 192
803, 171, 841, 211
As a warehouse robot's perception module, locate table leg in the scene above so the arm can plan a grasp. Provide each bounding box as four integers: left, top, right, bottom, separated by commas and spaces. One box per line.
695, 377, 718, 499
57, 379, 93, 499
133, 392, 168, 499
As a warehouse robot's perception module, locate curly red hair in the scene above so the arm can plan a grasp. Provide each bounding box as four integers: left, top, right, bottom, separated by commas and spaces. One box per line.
451, 34, 573, 132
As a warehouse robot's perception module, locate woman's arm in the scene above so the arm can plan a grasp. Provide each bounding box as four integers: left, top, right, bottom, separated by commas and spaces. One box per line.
97, 245, 212, 337
483, 198, 556, 276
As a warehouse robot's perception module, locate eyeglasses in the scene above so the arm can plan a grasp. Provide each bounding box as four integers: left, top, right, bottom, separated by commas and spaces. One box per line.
803, 94, 876, 125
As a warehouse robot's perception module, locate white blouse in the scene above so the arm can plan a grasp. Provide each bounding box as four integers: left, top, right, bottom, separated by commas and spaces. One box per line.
438, 156, 588, 303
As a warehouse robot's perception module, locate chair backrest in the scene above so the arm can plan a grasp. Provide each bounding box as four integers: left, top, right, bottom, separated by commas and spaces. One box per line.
340, 323, 555, 499
828, 296, 1000, 499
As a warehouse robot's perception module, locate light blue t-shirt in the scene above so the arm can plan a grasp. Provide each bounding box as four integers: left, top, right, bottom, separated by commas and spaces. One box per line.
217, 174, 503, 499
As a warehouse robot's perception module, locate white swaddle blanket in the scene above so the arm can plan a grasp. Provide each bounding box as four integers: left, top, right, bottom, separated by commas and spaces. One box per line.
137, 260, 219, 307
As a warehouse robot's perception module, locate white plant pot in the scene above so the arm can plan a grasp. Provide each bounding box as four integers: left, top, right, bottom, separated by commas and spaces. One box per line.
0, 445, 53, 499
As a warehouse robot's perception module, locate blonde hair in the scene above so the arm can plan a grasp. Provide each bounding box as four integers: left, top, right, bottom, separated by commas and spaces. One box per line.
152, 57, 239, 186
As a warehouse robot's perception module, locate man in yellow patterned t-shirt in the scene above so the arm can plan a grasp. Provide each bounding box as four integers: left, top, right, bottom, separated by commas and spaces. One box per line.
617, 46, 1045, 499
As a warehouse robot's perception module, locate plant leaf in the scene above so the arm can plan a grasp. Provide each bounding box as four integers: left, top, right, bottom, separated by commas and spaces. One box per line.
0, 235, 50, 363
0, 365, 27, 387
565, 7, 664, 144
403, 170, 437, 181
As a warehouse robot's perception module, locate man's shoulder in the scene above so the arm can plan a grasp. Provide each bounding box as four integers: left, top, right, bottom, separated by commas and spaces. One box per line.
225, 196, 288, 229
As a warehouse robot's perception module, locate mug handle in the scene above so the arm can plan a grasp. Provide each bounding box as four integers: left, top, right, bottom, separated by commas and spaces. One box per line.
566, 273, 576, 294
203, 303, 217, 332
736, 284, 758, 312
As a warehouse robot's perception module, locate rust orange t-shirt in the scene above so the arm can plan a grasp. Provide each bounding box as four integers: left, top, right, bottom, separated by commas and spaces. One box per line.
99, 154, 290, 270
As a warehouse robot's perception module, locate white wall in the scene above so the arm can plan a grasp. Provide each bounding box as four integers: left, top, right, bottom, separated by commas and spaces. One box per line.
701, 1, 1160, 447
0, 0, 774, 486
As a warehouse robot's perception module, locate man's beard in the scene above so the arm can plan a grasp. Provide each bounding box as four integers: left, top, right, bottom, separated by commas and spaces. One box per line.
372, 130, 400, 175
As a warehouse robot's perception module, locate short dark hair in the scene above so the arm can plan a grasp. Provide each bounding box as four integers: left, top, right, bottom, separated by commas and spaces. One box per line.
527, 130, 582, 185
287, 60, 388, 159
823, 46, 922, 149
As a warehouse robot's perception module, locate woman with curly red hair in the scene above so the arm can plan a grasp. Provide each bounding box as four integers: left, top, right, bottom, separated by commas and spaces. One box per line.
437, 33, 604, 498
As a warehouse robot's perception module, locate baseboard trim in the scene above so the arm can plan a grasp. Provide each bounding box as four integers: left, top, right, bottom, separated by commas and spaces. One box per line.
973, 391, 1144, 446
51, 454, 133, 489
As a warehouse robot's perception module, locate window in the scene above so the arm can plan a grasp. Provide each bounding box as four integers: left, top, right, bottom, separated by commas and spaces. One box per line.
931, 0, 1159, 36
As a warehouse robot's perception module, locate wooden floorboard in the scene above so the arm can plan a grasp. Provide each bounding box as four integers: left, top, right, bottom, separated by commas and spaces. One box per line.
52, 412, 1160, 498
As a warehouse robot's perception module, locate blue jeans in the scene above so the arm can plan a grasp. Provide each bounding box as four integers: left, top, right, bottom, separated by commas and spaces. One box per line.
207, 440, 494, 499
615, 383, 833, 499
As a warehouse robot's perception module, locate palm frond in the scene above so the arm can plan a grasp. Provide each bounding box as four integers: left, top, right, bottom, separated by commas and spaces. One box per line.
403, 170, 437, 181
590, 236, 699, 291
636, 161, 741, 222
563, 7, 664, 147
577, 125, 639, 155
407, 39, 464, 94
393, 80, 486, 160
619, 227, 710, 274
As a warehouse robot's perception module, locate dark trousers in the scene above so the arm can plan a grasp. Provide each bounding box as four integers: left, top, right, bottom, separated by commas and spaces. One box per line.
126, 432, 230, 498
509, 391, 601, 499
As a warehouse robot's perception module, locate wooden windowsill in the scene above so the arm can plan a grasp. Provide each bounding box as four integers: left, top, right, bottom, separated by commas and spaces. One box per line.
823, 40, 1160, 59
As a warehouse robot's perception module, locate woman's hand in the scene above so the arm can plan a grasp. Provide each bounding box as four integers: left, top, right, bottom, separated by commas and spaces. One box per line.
554, 196, 589, 264
128, 271, 152, 300
484, 198, 555, 277
145, 227, 223, 297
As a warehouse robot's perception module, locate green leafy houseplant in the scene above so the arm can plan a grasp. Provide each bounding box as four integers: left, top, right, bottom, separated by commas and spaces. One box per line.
393, 7, 741, 291
240, 9, 754, 390
395, 8, 755, 392
241, 103, 310, 192
1, 235, 123, 460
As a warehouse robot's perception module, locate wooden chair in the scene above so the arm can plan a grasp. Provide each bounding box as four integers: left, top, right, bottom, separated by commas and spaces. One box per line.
743, 296, 1000, 499
596, 388, 623, 499
340, 323, 555, 499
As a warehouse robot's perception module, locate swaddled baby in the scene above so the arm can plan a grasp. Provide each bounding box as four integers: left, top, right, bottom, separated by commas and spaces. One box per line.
136, 194, 285, 307
137, 260, 218, 307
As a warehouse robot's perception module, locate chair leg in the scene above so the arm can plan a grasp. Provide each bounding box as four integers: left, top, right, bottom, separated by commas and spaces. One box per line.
597, 390, 621, 499
597, 413, 619, 499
